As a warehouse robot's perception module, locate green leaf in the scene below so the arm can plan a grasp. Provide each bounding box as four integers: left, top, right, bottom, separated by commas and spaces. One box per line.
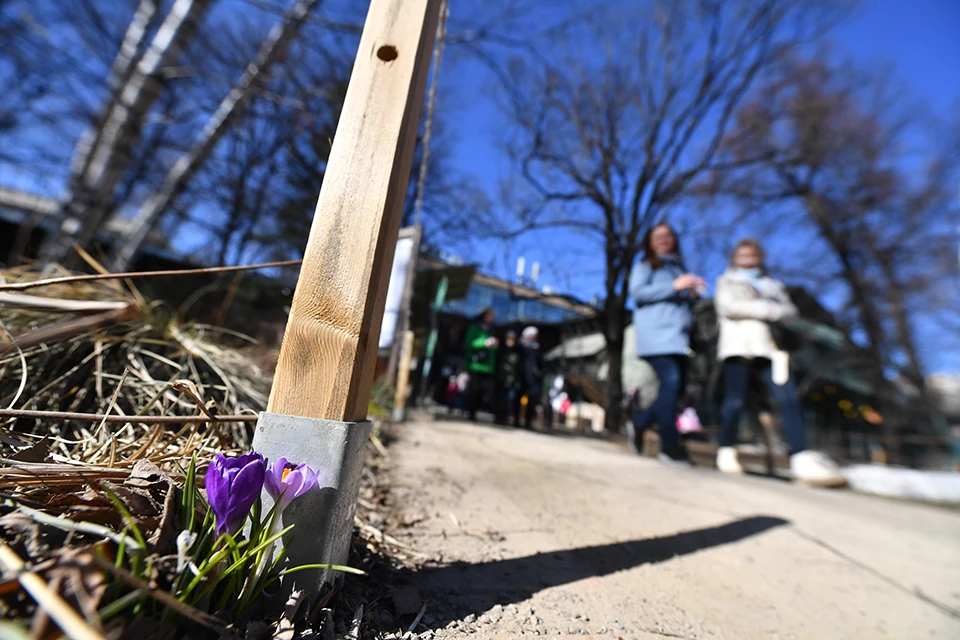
183, 453, 199, 532
97, 589, 147, 622
181, 534, 247, 602
260, 563, 366, 594
116, 530, 128, 568
279, 563, 366, 576
219, 525, 294, 580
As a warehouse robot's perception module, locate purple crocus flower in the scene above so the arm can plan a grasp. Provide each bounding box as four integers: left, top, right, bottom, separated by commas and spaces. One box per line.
205, 452, 265, 537
264, 457, 321, 512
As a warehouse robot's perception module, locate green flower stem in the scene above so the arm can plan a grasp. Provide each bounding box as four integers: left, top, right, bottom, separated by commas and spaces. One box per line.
181, 534, 246, 602
278, 564, 366, 576
98, 589, 147, 621
260, 563, 366, 594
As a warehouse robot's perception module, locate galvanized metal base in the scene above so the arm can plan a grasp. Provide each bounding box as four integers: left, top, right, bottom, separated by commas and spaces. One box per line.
251, 412, 371, 598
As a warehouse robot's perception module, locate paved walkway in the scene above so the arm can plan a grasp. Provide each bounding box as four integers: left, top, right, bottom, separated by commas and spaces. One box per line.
386, 419, 960, 639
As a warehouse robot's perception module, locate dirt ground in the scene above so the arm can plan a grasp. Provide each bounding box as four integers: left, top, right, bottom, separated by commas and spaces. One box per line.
379, 418, 960, 640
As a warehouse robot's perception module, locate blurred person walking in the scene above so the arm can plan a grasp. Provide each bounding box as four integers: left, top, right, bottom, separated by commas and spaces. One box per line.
463, 308, 498, 421
497, 330, 522, 425
714, 238, 844, 486
627, 223, 705, 462
518, 326, 545, 429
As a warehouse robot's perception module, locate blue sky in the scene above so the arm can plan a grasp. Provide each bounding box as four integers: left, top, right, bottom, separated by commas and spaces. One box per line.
441, 0, 960, 274
434, 0, 960, 373
1, 0, 956, 372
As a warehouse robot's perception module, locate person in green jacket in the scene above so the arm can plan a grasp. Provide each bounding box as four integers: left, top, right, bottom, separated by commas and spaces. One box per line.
497, 330, 522, 426
463, 308, 498, 421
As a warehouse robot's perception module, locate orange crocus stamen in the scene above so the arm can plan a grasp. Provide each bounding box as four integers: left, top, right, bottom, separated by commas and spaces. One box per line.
281, 467, 292, 482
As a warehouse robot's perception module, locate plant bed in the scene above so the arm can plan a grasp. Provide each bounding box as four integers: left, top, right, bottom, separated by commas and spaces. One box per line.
0, 266, 423, 639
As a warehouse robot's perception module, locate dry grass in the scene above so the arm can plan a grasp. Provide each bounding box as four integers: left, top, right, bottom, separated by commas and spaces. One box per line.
0, 265, 411, 639
0, 265, 270, 471
0, 264, 276, 637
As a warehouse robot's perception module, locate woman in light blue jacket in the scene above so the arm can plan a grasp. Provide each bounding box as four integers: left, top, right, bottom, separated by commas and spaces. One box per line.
627, 223, 705, 461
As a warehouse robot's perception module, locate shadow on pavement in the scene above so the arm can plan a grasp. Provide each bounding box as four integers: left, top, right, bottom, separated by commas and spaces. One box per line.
403, 515, 789, 630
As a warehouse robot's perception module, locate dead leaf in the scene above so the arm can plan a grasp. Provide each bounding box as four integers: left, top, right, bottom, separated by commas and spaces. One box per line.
274, 589, 305, 640
0, 426, 31, 448
11, 437, 51, 463
44, 489, 118, 526
124, 460, 167, 490
0, 511, 58, 560
147, 479, 180, 554
100, 481, 160, 518
308, 583, 336, 627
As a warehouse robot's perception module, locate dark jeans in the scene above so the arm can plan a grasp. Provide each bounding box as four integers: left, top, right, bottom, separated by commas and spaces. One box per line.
719, 357, 808, 454
496, 386, 522, 425
521, 390, 541, 429
632, 355, 688, 457
468, 372, 495, 420
502, 388, 519, 424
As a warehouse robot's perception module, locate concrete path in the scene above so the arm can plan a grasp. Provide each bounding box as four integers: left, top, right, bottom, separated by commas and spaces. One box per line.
386, 419, 960, 640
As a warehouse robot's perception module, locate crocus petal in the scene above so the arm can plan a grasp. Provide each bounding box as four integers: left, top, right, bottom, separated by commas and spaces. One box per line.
301, 465, 322, 492
205, 456, 229, 520
206, 453, 265, 537
225, 458, 265, 523
236, 451, 258, 465
294, 465, 319, 499
264, 457, 290, 501
280, 469, 307, 509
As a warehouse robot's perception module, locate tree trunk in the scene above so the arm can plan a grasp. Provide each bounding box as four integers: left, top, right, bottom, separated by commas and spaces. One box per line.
883, 267, 939, 439
43, 0, 214, 266
604, 299, 625, 432
110, 0, 320, 271
808, 196, 903, 460
66, 0, 160, 193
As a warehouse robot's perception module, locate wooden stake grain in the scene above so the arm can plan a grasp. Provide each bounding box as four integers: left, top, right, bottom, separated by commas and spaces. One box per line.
266, 0, 441, 422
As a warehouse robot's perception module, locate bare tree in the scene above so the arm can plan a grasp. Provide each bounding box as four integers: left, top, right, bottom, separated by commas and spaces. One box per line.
496, 0, 842, 430
708, 55, 959, 458
42, 0, 216, 266
202, 104, 290, 266
109, 0, 320, 271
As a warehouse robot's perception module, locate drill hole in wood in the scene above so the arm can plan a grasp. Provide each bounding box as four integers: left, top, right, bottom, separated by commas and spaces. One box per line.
377, 45, 398, 62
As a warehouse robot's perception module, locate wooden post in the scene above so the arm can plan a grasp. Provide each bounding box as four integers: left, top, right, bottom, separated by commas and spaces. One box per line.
384, 225, 422, 387
267, 0, 440, 422
392, 330, 415, 421
252, 0, 441, 598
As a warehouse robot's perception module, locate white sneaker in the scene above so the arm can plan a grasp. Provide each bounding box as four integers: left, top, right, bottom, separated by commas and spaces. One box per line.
790, 450, 846, 487
716, 446, 745, 474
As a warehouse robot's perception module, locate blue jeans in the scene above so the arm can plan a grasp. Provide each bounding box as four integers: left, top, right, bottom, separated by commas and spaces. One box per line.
719, 357, 808, 454
632, 355, 688, 457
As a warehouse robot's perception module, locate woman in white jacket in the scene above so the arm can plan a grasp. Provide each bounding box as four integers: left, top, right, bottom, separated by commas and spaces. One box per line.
714, 238, 844, 486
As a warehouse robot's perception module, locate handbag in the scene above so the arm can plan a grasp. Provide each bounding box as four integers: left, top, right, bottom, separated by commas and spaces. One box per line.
676, 407, 703, 434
